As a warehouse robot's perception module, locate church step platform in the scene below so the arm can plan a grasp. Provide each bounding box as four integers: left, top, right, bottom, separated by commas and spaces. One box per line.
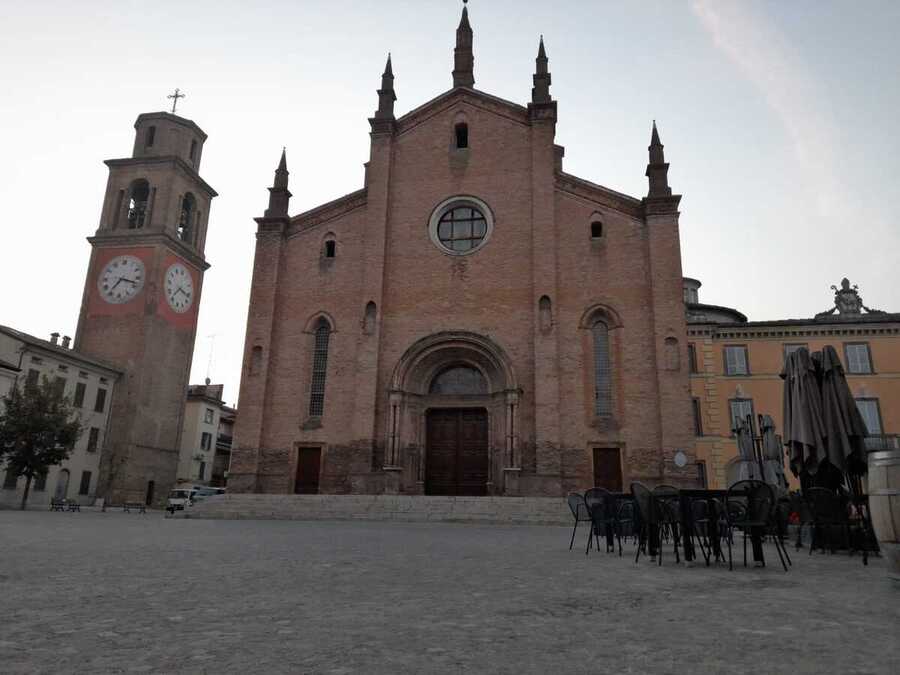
174, 494, 571, 526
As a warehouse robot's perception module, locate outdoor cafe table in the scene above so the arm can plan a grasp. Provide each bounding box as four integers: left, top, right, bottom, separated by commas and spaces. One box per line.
676, 489, 728, 564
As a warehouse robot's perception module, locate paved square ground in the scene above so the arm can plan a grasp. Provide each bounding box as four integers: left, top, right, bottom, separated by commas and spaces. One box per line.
0, 510, 896, 674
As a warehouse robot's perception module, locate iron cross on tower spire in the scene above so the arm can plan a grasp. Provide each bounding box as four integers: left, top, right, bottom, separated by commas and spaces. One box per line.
167, 88, 185, 113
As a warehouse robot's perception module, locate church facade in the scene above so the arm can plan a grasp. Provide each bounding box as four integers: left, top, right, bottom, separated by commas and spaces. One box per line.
229, 7, 696, 497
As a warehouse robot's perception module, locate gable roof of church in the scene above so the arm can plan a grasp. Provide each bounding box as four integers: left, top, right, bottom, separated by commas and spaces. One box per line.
396, 87, 529, 134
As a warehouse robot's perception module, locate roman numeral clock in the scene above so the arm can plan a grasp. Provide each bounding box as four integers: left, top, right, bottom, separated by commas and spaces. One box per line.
73, 108, 216, 506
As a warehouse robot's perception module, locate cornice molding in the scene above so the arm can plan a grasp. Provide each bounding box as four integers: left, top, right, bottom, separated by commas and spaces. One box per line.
554, 172, 643, 219
87, 231, 210, 271
286, 189, 368, 237
104, 156, 218, 197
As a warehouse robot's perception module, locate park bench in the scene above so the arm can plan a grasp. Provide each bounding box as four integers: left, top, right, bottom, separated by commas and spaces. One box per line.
50, 499, 81, 512
123, 502, 146, 514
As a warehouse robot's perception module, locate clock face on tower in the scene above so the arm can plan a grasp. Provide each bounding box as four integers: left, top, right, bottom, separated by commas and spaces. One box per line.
164, 263, 194, 313
97, 255, 145, 304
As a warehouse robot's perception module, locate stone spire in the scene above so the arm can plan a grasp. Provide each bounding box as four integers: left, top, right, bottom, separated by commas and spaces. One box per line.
452, 1, 474, 88
374, 53, 396, 120
264, 148, 291, 218
531, 35, 552, 104
645, 121, 672, 198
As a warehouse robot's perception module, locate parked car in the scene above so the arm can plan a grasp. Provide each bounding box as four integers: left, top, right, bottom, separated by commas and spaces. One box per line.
190, 486, 225, 503
166, 488, 195, 513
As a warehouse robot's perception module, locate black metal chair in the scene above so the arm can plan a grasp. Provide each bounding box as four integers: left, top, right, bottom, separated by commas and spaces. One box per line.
805, 487, 852, 555
630, 482, 679, 564
566, 492, 592, 551
584, 488, 623, 556
616, 498, 636, 545
725, 480, 790, 572
652, 485, 682, 565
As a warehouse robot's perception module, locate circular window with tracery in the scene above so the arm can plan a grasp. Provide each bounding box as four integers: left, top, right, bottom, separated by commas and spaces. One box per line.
428, 196, 494, 256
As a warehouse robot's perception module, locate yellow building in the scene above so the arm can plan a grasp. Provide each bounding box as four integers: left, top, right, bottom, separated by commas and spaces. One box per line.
686, 278, 899, 489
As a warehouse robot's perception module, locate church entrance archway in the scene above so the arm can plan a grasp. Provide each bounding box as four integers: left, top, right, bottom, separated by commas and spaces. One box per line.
388, 332, 522, 496
426, 408, 489, 496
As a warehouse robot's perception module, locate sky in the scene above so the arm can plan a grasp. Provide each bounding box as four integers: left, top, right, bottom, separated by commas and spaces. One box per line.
1, 0, 898, 407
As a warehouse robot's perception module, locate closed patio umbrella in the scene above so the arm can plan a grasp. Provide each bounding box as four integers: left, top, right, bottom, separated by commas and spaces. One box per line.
818, 345, 869, 478
780, 348, 827, 479
760, 414, 789, 492
732, 417, 759, 483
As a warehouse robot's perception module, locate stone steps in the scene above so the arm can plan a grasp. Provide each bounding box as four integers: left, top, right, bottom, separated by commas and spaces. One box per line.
176, 494, 571, 525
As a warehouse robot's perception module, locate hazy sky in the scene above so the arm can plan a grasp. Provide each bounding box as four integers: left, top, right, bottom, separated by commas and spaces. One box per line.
2, 0, 898, 407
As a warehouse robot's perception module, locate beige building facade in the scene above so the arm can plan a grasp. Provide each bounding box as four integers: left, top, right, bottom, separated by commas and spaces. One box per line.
0, 326, 120, 507
176, 382, 235, 487
687, 279, 899, 489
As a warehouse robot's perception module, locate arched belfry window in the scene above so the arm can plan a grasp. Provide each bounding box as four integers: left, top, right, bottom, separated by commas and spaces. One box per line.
308, 318, 331, 417
429, 365, 487, 395
592, 320, 612, 416
127, 180, 150, 229
178, 193, 196, 243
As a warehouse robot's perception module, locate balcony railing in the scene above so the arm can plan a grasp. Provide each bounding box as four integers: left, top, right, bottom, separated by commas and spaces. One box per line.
865, 434, 899, 451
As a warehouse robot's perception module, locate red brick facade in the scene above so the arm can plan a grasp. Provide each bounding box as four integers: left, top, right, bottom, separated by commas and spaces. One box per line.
230, 11, 696, 497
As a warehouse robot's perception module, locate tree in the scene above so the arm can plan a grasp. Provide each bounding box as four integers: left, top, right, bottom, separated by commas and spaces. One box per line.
0, 376, 82, 510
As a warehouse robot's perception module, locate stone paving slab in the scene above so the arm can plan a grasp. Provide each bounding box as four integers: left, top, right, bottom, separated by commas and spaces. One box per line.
0, 510, 897, 674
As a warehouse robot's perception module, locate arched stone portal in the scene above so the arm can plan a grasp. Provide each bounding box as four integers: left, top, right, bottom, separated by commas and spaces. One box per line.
388, 332, 521, 495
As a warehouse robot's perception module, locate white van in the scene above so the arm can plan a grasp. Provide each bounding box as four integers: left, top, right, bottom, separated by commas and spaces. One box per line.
166, 488, 195, 512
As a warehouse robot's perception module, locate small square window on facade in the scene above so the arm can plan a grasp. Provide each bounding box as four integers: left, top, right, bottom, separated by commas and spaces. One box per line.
201, 432, 212, 451
324, 240, 336, 258
204, 408, 214, 424
724, 345, 749, 376
455, 123, 468, 149
844, 343, 872, 374
78, 471, 92, 496
590, 221, 603, 239
53, 376, 66, 397
783, 343, 808, 363
26, 369, 40, 387
729, 398, 755, 434
688, 343, 698, 373
856, 398, 882, 436
94, 388, 107, 413
86, 427, 100, 453
692, 397, 703, 436
73, 382, 86, 408
34, 471, 48, 492
696, 461, 707, 489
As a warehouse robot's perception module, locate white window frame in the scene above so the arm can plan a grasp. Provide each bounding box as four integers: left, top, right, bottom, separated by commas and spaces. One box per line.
724, 345, 749, 376
844, 343, 872, 374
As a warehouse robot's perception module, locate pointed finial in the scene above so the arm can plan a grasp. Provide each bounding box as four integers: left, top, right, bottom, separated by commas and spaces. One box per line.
374, 52, 397, 121
646, 120, 672, 198
531, 35, 552, 105
265, 147, 291, 217
453, 0, 475, 88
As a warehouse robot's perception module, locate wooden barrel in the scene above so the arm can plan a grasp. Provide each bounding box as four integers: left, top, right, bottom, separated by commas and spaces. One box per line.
868, 449, 900, 582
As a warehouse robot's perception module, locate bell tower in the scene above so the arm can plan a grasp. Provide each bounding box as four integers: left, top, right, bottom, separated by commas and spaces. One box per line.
74, 109, 217, 505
